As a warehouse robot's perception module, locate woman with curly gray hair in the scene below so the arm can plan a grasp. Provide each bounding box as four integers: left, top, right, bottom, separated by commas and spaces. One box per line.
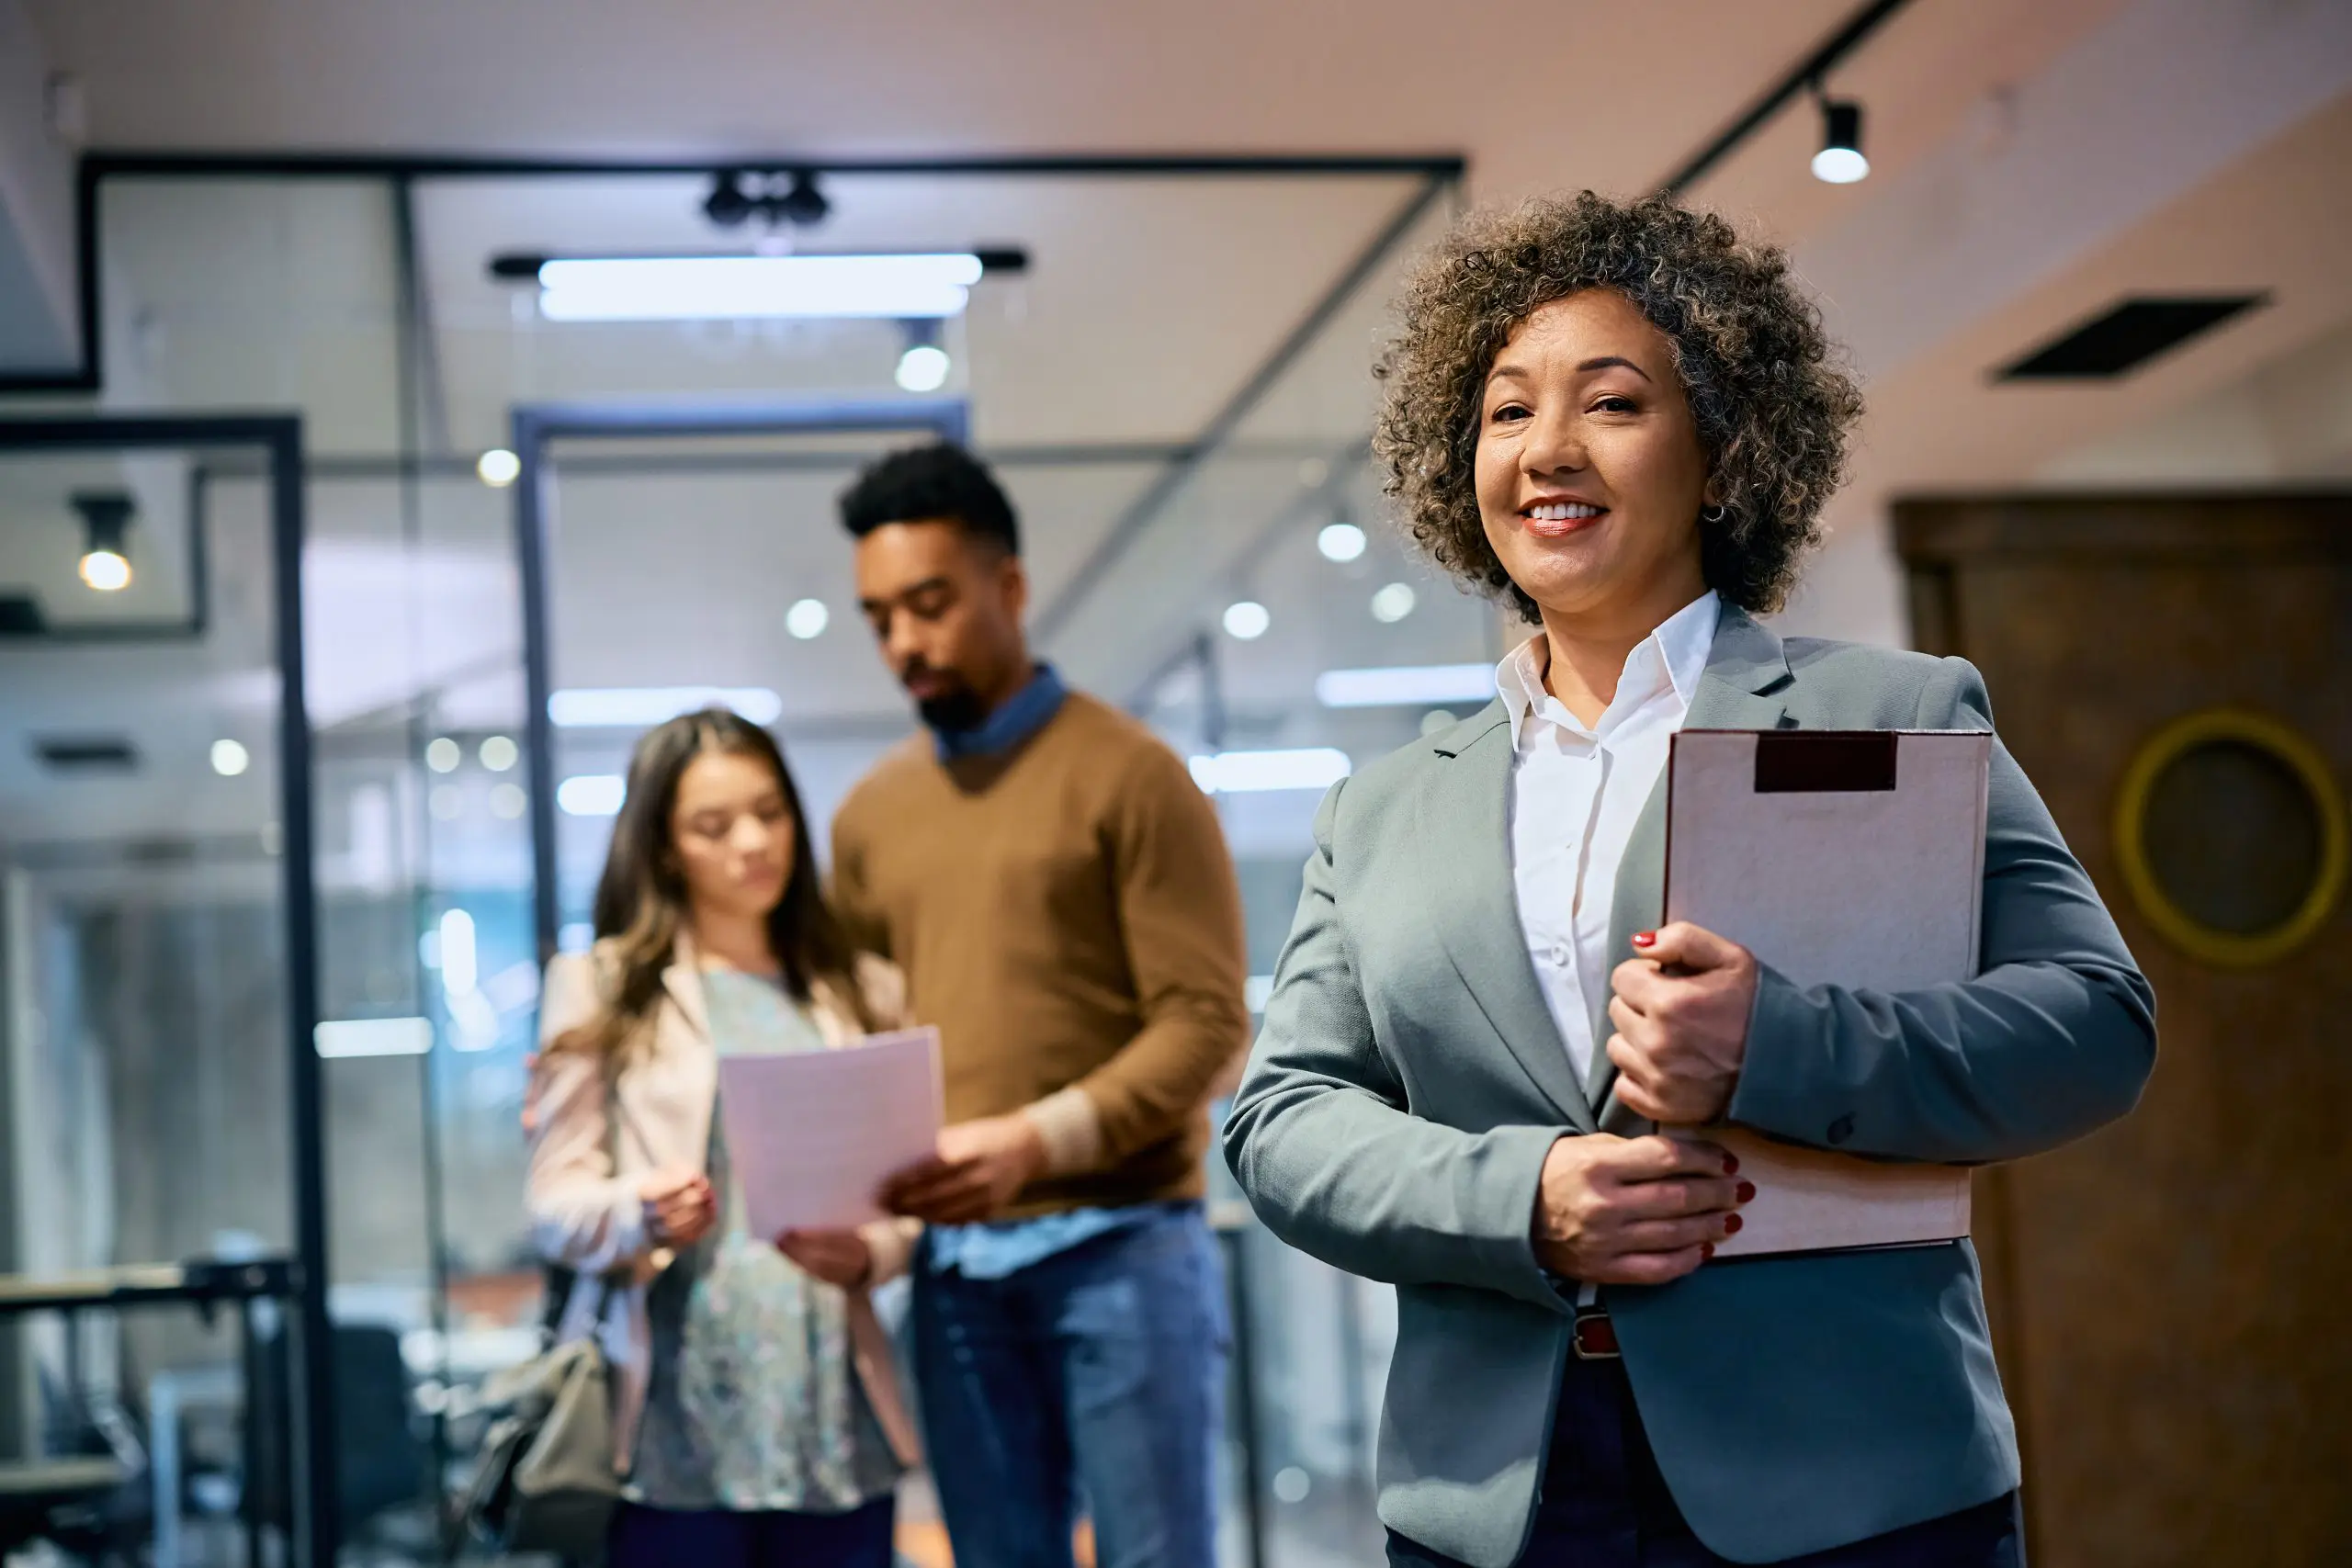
1225, 193, 2153, 1568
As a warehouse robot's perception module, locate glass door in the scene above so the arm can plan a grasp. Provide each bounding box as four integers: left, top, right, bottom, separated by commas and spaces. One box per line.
0, 414, 335, 1565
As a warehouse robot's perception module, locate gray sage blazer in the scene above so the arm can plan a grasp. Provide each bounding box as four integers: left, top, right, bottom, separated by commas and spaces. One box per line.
1223, 607, 2155, 1566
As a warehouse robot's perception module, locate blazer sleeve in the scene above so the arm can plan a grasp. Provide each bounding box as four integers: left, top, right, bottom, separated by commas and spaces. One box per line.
525, 953, 650, 1273
1725, 656, 2158, 1164
1223, 781, 1572, 1316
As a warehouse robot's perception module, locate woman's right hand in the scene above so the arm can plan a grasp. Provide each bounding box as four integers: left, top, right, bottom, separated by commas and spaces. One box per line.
638, 1165, 717, 1247
1530, 1134, 1753, 1286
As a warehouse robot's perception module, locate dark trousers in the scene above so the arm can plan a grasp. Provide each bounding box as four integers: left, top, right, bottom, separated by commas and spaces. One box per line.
1385, 1356, 2022, 1568
606, 1495, 896, 1568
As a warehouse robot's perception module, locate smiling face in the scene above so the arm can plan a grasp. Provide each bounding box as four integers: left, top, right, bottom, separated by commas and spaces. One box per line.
1474, 288, 1715, 633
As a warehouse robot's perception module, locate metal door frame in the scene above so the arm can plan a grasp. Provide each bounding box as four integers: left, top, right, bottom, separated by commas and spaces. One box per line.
508, 395, 970, 961
0, 412, 336, 1565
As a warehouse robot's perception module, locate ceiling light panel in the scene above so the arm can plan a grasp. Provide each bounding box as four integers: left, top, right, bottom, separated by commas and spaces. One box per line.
537, 254, 986, 321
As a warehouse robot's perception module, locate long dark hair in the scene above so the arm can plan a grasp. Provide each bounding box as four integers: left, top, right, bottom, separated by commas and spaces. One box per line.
568, 707, 875, 1058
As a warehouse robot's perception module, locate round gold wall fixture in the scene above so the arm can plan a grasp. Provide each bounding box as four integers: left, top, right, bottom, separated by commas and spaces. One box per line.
2112, 707, 2347, 969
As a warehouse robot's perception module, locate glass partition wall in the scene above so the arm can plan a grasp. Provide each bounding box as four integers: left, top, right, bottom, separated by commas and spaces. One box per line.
0, 418, 334, 1565
2, 156, 1464, 1565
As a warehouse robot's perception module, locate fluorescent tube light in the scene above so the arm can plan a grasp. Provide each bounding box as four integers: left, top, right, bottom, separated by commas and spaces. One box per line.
1314, 663, 1496, 709
315, 1017, 433, 1059
559, 774, 628, 817
1189, 748, 1351, 795
548, 686, 784, 728
537, 254, 985, 321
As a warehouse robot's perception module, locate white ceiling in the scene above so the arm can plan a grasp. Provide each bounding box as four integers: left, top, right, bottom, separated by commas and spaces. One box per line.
5, 0, 2350, 864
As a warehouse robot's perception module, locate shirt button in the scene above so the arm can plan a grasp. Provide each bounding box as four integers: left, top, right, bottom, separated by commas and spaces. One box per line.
1551, 944, 1572, 968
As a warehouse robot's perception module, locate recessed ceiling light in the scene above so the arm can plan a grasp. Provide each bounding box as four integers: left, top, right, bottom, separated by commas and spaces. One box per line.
1317, 522, 1367, 563
1222, 601, 1271, 640
489, 783, 527, 819
479, 735, 519, 772
210, 739, 251, 776
896, 344, 951, 391
425, 738, 461, 773
786, 599, 831, 639
476, 448, 521, 488
1371, 582, 1418, 623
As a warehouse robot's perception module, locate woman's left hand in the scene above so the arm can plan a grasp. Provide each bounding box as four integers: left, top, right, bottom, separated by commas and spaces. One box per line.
776, 1227, 874, 1289
1607, 922, 1759, 1124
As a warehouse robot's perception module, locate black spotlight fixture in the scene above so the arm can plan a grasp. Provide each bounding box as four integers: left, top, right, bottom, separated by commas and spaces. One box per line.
1811, 95, 1869, 185
772, 169, 830, 228
700, 168, 832, 231
71, 490, 135, 592
703, 169, 755, 228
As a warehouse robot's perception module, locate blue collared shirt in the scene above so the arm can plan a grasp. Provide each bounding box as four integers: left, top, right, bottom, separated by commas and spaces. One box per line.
920, 661, 1159, 1279
933, 661, 1068, 761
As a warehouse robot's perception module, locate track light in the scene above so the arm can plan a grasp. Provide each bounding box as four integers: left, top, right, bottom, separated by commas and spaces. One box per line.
896, 318, 952, 391
704, 170, 754, 228
774, 170, 830, 227
72, 491, 134, 592
701, 168, 831, 231
1813, 99, 1869, 185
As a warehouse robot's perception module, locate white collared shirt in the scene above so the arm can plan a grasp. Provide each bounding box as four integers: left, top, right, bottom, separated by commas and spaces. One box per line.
1498, 592, 1721, 1089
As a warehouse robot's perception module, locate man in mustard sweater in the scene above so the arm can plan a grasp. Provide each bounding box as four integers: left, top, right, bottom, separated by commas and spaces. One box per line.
830, 443, 1251, 1568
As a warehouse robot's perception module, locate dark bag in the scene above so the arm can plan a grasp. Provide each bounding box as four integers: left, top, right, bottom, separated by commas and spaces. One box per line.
460, 1289, 620, 1554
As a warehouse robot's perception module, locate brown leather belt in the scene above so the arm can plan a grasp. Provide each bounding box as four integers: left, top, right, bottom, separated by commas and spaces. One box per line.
1571, 1308, 1621, 1360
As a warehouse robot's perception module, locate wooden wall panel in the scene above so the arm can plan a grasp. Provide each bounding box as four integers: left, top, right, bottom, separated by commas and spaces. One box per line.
1896, 495, 2352, 1567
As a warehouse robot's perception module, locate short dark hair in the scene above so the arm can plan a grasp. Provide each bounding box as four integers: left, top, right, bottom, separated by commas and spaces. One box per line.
1374, 192, 1863, 619
837, 441, 1020, 556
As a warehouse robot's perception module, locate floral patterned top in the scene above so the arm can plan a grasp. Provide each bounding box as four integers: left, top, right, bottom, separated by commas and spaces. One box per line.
624, 968, 901, 1513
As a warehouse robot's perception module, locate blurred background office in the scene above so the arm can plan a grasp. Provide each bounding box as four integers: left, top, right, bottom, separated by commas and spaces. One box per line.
0, 0, 2346, 1563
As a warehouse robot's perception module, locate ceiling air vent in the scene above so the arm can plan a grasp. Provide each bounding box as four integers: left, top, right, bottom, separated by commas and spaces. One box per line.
33, 735, 140, 772
1996, 294, 2268, 380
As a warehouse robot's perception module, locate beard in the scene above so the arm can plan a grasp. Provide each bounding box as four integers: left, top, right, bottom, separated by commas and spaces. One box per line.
910, 672, 989, 734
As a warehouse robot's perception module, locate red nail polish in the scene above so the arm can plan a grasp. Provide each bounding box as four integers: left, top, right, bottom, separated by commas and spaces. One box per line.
1701, 1242, 1715, 1259
1724, 1213, 1744, 1235
1722, 1155, 1739, 1176
1736, 1181, 1756, 1203
1632, 931, 1657, 948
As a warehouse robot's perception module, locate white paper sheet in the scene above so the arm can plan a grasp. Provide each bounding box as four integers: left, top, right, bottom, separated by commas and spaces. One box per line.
715, 1026, 943, 1236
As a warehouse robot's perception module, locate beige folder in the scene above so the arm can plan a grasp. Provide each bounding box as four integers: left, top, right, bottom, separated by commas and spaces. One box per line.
1663, 729, 1990, 1258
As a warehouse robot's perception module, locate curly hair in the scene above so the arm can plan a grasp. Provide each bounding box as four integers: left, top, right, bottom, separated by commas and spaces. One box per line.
1372, 191, 1863, 619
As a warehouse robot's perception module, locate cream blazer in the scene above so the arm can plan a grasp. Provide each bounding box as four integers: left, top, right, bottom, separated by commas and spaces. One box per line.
526, 935, 922, 1471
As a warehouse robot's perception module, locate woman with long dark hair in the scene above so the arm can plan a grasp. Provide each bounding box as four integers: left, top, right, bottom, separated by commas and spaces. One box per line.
527, 708, 917, 1568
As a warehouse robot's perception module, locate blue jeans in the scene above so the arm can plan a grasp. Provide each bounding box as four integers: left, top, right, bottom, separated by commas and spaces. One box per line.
911, 1202, 1228, 1568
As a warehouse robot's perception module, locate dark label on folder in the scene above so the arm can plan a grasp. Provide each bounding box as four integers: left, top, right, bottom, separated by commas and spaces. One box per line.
1753, 732, 1898, 794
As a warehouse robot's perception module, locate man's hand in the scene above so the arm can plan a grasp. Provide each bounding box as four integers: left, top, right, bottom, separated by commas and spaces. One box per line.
638, 1165, 717, 1247
879, 1113, 1047, 1224
776, 1227, 875, 1290
1607, 922, 1760, 1125
1531, 1134, 1752, 1285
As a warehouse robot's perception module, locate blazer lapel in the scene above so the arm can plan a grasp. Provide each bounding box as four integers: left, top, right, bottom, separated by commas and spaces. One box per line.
1589, 606, 1794, 1134
1419, 704, 1598, 1133
660, 934, 720, 1168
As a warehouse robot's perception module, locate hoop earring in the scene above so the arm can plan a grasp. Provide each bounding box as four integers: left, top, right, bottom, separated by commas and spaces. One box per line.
1701, 503, 1728, 524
